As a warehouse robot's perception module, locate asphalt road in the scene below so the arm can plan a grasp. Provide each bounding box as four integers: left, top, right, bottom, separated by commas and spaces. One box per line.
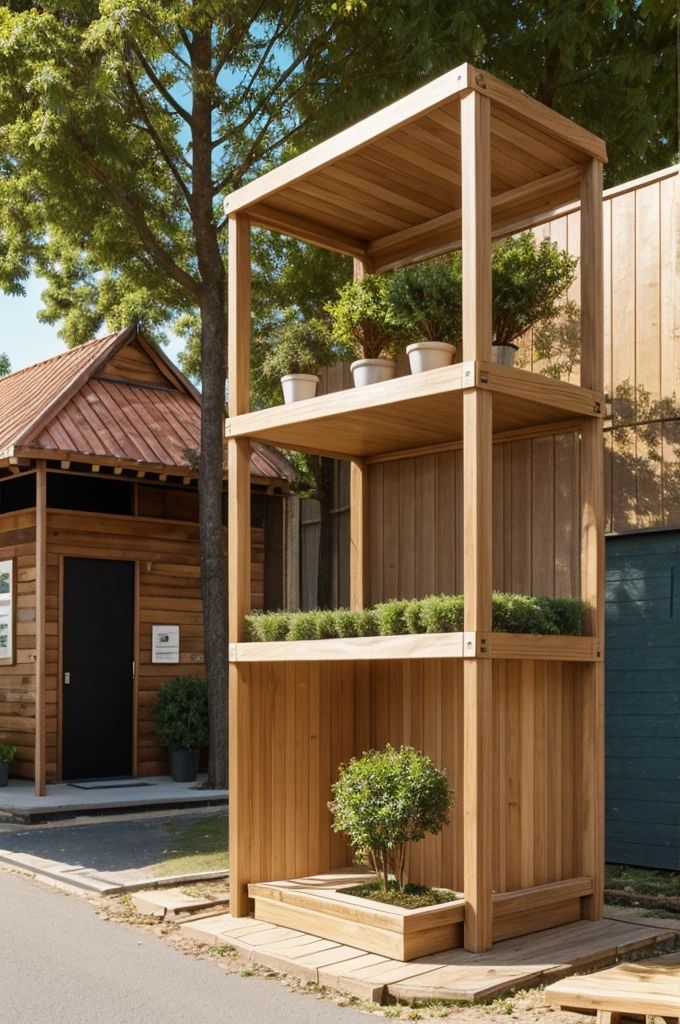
0, 871, 367, 1024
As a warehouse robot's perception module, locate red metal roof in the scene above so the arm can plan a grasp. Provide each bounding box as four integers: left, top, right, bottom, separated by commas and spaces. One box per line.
0, 328, 292, 481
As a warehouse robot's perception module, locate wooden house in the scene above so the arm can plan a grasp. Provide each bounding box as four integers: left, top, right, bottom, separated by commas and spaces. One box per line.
0, 325, 291, 795
224, 64, 606, 953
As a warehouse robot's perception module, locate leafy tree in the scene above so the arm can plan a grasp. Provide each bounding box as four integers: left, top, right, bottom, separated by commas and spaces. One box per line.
0, 353, 10, 376
0, 0, 481, 786
330, 744, 453, 891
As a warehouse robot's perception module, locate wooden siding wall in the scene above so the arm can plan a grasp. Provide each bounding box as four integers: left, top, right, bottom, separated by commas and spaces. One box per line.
367, 432, 582, 603
236, 658, 583, 895
0, 510, 37, 779
0, 506, 264, 781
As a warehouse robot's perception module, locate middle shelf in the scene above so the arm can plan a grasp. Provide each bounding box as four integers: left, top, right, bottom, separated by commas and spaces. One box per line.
226, 360, 604, 460
229, 631, 602, 663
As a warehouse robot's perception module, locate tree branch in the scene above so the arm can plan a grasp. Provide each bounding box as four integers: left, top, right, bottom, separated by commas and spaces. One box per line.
76, 144, 201, 300
124, 69, 193, 207
129, 40, 192, 125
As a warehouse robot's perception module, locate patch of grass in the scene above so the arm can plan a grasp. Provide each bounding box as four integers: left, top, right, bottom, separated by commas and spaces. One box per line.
605, 864, 680, 898
155, 816, 228, 877
342, 881, 460, 909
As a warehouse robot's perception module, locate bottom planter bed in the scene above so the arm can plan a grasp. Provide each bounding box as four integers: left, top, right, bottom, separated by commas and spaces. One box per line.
248, 870, 465, 960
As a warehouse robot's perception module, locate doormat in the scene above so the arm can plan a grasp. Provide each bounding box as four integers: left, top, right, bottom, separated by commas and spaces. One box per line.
68, 779, 157, 790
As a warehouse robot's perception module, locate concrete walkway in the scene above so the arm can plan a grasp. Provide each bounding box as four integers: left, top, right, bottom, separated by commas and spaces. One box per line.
0, 871, 366, 1024
0, 775, 227, 823
0, 808, 226, 892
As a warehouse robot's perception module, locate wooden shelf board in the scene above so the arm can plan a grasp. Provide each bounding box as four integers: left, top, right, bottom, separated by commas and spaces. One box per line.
230, 631, 601, 663
226, 362, 603, 461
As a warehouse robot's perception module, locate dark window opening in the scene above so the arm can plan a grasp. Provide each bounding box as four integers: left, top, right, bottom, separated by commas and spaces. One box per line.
47, 472, 133, 516
0, 473, 37, 514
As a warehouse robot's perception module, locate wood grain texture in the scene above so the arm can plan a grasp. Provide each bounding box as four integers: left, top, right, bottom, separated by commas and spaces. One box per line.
349, 460, 368, 610
227, 216, 251, 417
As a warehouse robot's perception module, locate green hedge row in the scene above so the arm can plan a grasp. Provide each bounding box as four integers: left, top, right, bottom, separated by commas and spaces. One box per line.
245, 593, 585, 642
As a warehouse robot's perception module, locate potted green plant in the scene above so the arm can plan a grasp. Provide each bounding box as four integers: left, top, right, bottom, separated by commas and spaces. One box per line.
489, 232, 578, 366
154, 675, 209, 783
326, 274, 406, 387
0, 743, 16, 787
388, 258, 462, 372
262, 317, 337, 404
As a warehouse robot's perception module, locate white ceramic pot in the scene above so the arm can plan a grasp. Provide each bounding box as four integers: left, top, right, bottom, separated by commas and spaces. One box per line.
281, 373, 319, 403
407, 341, 456, 373
491, 343, 519, 367
350, 358, 397, 388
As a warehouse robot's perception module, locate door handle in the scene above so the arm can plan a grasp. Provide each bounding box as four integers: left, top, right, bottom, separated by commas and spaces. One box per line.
64, 672, 70, 686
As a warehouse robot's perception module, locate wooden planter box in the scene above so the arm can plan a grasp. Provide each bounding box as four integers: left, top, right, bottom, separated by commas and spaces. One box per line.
249, 871, 465, 961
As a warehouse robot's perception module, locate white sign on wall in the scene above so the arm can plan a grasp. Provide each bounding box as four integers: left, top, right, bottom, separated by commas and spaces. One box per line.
152, 624, 180, 664
0, 559, 13, 664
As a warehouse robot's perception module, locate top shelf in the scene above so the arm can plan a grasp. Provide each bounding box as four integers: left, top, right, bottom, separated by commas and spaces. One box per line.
226, 361, 604, 461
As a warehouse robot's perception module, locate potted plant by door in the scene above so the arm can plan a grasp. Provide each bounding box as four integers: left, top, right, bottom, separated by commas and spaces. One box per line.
154, 675, 209, 783
327, 274, 406, 387
0, 744, 15, 787
261, 317, 337, 404
490, 232, 578, 366
388, 258, 462, 372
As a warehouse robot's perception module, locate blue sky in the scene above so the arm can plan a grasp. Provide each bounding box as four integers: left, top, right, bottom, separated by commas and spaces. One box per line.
0, 274, 185, 373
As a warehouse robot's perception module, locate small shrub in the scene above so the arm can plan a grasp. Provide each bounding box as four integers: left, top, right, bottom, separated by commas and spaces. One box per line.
261, 317, 337, 378
375, 599, 410, 636
326, 274, 406, 361
420, 594, 464, 633
388, 258, 463, 344
329, 744, 454, 891
287, 611, 324, 641
154, 676, 209, 751
492, 592, 556, 634
357, 607, 380, 636
316, 609, 340, 640
0, 743, 16, 763
244, 610, 291, 642
539, 596, 584, 636
335, 609, 364, 638
404, 598, 427, 634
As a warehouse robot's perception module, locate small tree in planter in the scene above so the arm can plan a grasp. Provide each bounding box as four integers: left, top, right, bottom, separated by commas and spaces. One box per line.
261, 317, 339, 404
326, 274, 406, 387
388, 259, 463, 372
154, 675, 209, 783
0, 743, 16, 787
489, 232, 578, 365
329, 744, 454, 899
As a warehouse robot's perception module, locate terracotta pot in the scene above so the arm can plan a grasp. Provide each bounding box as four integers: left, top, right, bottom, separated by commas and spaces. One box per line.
407, 341, 456, 373
491, 343, 519, 366
281, 373, 319, 403
350, 358, 397, 388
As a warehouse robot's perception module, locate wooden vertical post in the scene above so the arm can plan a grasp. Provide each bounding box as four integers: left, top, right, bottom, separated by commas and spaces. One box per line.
34, 462, 47, 797
350, 459, 368, 610
350, 258, 368, 611
227, 213, 252, 916
461, 88, 494, 953
579, 159, 605, 920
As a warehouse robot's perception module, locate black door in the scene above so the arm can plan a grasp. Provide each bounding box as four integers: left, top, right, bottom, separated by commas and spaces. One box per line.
62, 558, 135, 780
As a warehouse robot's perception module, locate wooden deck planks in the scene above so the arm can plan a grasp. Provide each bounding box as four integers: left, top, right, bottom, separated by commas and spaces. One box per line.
545, 951, 680, 1016
181, 908, 678, 1005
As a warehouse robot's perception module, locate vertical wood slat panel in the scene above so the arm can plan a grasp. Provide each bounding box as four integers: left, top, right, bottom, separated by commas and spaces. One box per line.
232, 658, 584, 909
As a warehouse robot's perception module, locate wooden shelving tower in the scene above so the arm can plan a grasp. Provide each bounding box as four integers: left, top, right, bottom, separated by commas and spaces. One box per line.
225, 64, 606, 953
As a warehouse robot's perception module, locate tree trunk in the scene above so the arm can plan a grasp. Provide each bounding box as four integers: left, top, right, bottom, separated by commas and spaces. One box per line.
199, 293, 229, 790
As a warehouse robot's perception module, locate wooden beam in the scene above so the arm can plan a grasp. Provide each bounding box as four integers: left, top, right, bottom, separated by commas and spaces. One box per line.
368, 166, 580, 271
461, 89, 494, 953
579, 158, 605, 922
34, 463, 47, 797
350, 459, 369, 610
223, 64, 470, 216
60, 461, 70, 470
248, 206, 368, 261
228, 215, 251, 417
